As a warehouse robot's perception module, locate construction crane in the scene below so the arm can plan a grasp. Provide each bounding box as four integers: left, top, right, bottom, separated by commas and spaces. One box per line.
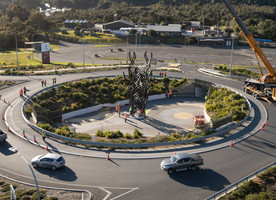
222, 0, 276, 102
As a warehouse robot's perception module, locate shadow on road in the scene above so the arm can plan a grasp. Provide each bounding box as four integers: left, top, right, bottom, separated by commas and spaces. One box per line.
169, 168, 230, 191
0, 141, 14, 156
34, 166, 77, 181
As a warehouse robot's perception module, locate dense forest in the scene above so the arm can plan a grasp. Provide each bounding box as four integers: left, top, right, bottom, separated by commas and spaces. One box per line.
0, 0, 275, 50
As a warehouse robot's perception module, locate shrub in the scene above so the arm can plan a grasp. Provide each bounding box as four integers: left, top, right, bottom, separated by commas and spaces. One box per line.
133, 129, 142, 137
96, 130, 104, 137
37, 122, 55, 132
124, 133, 132, 139
114, 130, 123, 138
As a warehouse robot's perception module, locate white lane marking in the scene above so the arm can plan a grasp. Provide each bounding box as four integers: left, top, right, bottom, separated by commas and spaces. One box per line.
100, 187, 112, 200
110, 187, 139, 200
0, 167, 138, 190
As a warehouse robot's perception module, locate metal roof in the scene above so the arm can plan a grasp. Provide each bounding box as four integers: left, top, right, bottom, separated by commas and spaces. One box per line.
64, 20, 89, 23
146, 24, 181, 32
103, 20, 135, 27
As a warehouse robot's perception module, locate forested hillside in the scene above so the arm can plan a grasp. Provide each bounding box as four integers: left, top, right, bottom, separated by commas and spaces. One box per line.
0, 0, 275, 51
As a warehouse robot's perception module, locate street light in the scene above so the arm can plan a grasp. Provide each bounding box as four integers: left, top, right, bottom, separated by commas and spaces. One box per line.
9, 146, 40, 200
32, 33, 37, 60
83, 39, 85, 71
229, 37, 234, 76
11, 32, 19, 71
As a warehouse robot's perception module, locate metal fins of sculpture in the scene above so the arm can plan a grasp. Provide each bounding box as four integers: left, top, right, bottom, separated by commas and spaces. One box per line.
127, 50, 153, 117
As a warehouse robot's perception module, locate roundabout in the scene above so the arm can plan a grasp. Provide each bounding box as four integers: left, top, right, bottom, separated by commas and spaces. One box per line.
0, 44, 275, 200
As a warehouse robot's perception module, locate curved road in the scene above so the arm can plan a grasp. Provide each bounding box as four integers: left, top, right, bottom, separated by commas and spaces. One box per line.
1, 46, 276, 200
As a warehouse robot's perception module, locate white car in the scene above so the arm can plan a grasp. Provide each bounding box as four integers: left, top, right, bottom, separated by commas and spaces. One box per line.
31, 153, 65, 170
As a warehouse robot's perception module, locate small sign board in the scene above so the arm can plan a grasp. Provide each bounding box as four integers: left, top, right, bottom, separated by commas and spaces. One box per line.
41, 43, 49, 52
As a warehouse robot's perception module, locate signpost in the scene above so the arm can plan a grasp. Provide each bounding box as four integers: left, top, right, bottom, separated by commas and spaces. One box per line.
41, 43, 50, 64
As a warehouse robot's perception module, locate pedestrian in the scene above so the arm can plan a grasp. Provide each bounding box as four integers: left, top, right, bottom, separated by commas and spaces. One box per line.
169, 90, 172, 98
52, 77, 55, 85
138, 109, 141, 117
19, 89, 23, 98
159, 71, 161, 76
41, 80, 44, 87
164, 72, 167, 77
42, 131, 46, 140
44, 80, 47, 87
23, 87, 27, 95
124, 113, 127, 123
54, 77, 56, 84
165, 91, 168, 98
118, 107, 121, 116
116, 105, 118, 113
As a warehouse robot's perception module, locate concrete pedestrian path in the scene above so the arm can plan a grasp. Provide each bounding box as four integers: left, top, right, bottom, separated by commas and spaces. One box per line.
5, 88, 266, 159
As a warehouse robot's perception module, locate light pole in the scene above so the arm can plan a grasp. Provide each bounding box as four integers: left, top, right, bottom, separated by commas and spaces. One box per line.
229, 37, 234, 76
83, 39, 85, 71
31, 34, 37, 60
11, 32, 19, 71
9, 146, 40, 200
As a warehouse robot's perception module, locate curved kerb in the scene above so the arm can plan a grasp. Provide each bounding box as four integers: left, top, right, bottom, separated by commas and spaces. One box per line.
21, 79, 254, 148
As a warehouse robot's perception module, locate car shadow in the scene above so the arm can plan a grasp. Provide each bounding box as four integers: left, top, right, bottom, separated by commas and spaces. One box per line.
34, 166, 77, 181
169, 168, 230, 191
0, 141, 14, 156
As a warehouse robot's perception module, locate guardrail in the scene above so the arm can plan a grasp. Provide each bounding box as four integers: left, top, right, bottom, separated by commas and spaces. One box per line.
21, 78, 252, 148
205, 161, 276, 200
198, 68, 247, 80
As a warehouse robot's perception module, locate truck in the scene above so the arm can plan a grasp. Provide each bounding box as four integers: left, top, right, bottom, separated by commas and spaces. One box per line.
160, 153, 204, 174
0, 129, 7, 143
222, 0, 276, 103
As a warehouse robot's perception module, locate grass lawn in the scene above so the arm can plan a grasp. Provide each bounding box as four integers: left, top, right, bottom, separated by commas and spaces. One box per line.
0, 44, 59, 67
56, 31, 124, 43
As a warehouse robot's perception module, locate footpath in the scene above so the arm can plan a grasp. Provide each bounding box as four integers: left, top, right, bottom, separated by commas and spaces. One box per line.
4, 68, 267, 159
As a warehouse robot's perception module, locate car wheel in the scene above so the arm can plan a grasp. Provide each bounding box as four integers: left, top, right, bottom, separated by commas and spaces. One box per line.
168, 168, 175, 174
191, 165, 197, 171
33, 163, 38, 168
51, 166, 57, 170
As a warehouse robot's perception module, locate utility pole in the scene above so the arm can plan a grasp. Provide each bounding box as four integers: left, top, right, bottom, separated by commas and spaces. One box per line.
12, 32, 19, 71
83, 39, 85, 71
229, 37, 234, 76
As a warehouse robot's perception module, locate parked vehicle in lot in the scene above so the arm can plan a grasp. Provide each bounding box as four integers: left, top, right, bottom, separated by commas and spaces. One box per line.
160, 153, 204, 174
31, 153, 65, 170
0, 129, 7, 143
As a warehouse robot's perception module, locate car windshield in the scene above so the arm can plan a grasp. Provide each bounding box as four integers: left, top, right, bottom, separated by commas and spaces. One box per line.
170, 155, 178, 163
57, 156, 63, 162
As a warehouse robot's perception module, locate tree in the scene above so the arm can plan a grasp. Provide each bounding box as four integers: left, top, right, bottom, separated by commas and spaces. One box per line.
148, 29, 158, 37
7, 4, 30, 22
27, 12, 53, 33
130, 28, 137, 35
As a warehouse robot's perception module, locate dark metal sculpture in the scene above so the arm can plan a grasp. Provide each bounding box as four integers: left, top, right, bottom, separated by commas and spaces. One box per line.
125, 50, 152, 117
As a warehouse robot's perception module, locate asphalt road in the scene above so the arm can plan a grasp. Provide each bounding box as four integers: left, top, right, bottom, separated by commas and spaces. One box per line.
1, 45, 276, 200
43, 41, 276, 67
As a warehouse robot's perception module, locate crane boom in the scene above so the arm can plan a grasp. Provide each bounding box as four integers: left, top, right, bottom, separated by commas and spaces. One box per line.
222, 0, 276, 81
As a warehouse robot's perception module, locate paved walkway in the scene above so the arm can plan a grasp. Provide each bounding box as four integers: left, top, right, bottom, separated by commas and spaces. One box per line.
65, 97, 205, 137
2, 69, 267, 160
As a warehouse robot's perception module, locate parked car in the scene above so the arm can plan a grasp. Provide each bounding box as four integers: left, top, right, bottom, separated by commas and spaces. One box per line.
160, 153, 204, 174
0, 129, 7, 143
31, 153, 65, 170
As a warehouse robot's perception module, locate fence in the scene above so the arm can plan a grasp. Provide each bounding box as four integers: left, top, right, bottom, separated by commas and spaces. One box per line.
206, 161, 276, 200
